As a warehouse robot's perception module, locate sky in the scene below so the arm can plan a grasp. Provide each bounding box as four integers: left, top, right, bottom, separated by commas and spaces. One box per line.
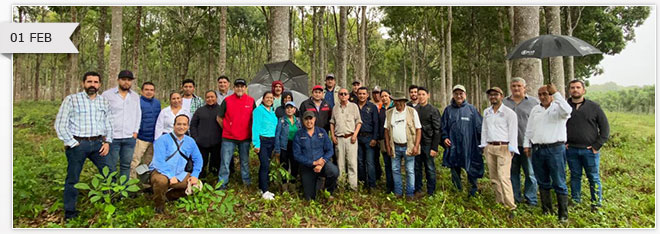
589, 6, 656, 87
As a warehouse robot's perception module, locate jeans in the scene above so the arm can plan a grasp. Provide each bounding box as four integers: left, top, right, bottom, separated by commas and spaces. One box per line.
531, 144, 568, 195
357, 136, 377, 188
258, 137, 276, 192
414, 145, 437, 195
280, 140, 299, 183
300, 162, 339, 200
392, 145, 415, 196
108, 137, 137, 182
511, 147, 538, 205
219, 140, 251, 187
63, 139, 111, 217
566, 147, 602, 206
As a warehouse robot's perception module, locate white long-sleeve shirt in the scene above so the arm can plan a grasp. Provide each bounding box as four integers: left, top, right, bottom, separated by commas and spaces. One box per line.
480, 104, 519, 154
101, 87, 141, 139
523, 92, 572, 148
154, 106, 191, 140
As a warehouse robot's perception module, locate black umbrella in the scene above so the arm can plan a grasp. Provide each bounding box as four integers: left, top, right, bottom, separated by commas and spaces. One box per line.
248, 60, 310, 106
506, 34, 602, 83
506, 34, 601, 60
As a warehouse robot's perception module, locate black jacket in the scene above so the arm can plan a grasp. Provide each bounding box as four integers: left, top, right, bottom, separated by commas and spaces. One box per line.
566, 98, 610, 150
415, 103, 442, 151
190, 103, 222, 148
299, 98, 332, 131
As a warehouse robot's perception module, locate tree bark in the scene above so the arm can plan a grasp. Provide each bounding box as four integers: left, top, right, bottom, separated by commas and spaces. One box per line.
108, 6, 123, 90
96, 6, 107, 84
289, 6, 295, 61
359, 6, 367, 85
68, 7, 82, 95
132, 6, 142, 81
269, 6, 290, 63
545, 6, 565, 96
338, 6, 348, 89
319, 6, 326, 78
446, 6, 453, 99
439, 7, 446, 107
512, 6, 542, 97
311, 7, 317, 85
219, 6, 227, 76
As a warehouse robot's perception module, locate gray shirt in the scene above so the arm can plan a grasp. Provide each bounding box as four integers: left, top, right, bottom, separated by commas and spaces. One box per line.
215, 89, 234, 106
503, 95, 539, 147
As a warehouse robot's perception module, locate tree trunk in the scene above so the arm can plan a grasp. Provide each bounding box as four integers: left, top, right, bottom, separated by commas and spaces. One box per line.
439, 7, 446, 107
498, 7, 512, 96
319, 6, 326, 78
132, 6, 142, 81
311, 7, 317, 85
289, 6, 295, 61
269, 6, 290, 63
34, 54, 42, 101
96, 6, 107, 84
565, 6, 583, 92
108, 6, 123, 90
359, 6, 367, 85
512, 6, 542, 97
219, 6, 227, 76
545, 6, 565, 96
338, 6, 348, 89
68, 7, 82, 95
446, 6, 453, 99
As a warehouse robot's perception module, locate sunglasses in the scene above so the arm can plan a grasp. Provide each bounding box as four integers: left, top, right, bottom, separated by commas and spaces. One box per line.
339, 93, 349, 96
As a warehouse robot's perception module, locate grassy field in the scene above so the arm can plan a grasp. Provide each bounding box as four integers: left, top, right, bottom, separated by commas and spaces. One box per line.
12, 101, 655, 228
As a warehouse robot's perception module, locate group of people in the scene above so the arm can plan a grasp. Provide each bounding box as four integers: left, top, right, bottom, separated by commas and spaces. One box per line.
55, 71, 609, 223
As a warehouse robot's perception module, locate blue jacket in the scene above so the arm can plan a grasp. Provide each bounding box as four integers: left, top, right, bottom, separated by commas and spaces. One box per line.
251, 104, 278, 149
292, 127, 334, 168
273, 115, 302, 154
441, 99, 484, 178
137, 96, 161, 142
149, 133, 203, 180
358, 101, 379, 142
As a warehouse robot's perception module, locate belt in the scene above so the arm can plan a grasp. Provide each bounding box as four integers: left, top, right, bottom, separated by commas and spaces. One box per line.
259, 136, 275, 140
339, 133, 354, 138
488, 141, 508, 146
358, 132, 372, 137
74, 135, 103, 142
394, 143, 407, 147
533, 142, 565, 149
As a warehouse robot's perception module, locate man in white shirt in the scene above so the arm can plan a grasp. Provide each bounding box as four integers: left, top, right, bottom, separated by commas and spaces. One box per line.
101, 70, 141, 182
523, 84, 572, 223
383, 92, 421, 198
480, 87, 518, 218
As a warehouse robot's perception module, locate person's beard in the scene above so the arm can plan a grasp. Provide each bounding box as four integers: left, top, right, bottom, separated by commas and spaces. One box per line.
119, 84, 131, 91
571, 92, 583, 99
85, 86, 98, 95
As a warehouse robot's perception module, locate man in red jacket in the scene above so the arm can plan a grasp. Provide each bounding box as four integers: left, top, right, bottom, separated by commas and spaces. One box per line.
216, 78, 256, 188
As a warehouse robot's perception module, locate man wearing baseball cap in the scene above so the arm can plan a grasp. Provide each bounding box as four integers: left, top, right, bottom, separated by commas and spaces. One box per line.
350, 80, 361, 103
441, 84, 483, 197
299, 85, 332, 132
480, 86, 519, 218
323, 74, 341, 108
102, 70, 142, 182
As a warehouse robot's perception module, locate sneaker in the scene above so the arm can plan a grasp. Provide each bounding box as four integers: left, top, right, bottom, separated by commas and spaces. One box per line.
262, 191, 275, 200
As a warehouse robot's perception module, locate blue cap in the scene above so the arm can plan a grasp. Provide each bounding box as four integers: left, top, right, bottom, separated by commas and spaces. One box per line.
285, 101, 296, 108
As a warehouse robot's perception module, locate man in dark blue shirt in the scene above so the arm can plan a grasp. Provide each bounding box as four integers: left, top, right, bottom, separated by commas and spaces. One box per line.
293, 111, 339, 200
356, 87, 379, 189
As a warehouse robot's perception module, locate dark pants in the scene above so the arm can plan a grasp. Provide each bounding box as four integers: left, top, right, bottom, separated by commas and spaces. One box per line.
373, 144, 383, 180
531, 144, 568, 195
258, 137, 276, 192
511, 147, 538, 205
414, 144, 437, 195
63, 139, 111, 218
566, 147, 602, 206
150, 170, 190, 209
108, 137, 137, 182
450, 167, 478, 193
382, 149, 394, 194
280, 140, 299, 183
357, 136, 377, 188
198, 142, 221, 179
300, 162, 339, 200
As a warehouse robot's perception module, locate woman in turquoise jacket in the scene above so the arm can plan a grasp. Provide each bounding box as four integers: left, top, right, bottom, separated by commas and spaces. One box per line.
252, 91, 278, 200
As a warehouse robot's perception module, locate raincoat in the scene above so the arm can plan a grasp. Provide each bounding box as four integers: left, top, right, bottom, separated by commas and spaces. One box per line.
441, 99, 484, 178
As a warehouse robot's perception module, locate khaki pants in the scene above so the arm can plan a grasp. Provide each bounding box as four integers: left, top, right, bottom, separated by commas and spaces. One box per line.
336, 136, 358, 190
485, 144, 517, 210
150, 170, 190, 209
130, 139, 154, 179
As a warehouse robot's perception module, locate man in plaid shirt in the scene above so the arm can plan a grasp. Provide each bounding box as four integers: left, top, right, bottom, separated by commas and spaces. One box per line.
55, 71, 113, 221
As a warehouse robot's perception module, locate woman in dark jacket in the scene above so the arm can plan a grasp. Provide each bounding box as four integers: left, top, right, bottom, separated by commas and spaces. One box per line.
273, 101, 303, 188
275, 91, 300, 119
190, 90, 222, 179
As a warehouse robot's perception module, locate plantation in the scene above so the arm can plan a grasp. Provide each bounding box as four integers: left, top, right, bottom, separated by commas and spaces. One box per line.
13, 101, 655, 228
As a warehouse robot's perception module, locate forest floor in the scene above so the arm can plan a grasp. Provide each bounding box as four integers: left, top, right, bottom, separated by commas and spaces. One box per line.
12, 101, 655, 228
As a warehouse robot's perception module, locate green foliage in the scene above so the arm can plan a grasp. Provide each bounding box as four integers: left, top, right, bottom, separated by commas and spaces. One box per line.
74, 166, 141, 221
176, 181, 238, 216
586, 85, 654, 113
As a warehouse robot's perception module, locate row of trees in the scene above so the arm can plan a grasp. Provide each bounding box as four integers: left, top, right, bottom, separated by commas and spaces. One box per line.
587, 85, 655, 114
12, 6, 650, 111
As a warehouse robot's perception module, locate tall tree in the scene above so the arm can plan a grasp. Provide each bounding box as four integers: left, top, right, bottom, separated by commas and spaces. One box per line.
337, 6, 348, 89
446, 6, 453, 100
564, 6, 583, 82
545, 6, 565, 96
67, 7, 83, 95
132, 6, 142, 80
218, 6, 227, 76
108, 6, 123, 89
269, 6, 290, 62
96, 7, 107, 84
358, 6, 367, 85
512, 6, 542, 97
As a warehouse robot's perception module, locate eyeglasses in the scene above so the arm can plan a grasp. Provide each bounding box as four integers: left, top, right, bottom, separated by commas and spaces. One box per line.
339, 93, 349, 96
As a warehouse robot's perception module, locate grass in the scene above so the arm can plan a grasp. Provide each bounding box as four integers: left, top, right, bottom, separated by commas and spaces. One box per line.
12, 101, 655, 228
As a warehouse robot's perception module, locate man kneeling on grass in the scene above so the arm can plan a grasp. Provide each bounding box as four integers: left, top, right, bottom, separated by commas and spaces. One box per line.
149, 114, 203, 213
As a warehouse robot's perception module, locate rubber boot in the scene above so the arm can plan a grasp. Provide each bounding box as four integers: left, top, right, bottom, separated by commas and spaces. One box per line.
558, 194, 569, 223
539, 189, 553, 214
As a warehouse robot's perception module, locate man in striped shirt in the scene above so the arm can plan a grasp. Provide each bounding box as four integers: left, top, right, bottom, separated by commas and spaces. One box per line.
55, 71, 113, 221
